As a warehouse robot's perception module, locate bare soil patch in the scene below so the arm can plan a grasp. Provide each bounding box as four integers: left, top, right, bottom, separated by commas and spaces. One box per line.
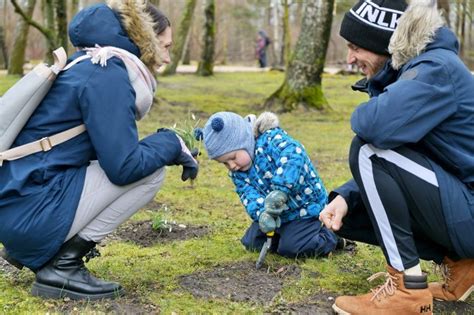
179, 261, 301, 304
108, 220, 210, 247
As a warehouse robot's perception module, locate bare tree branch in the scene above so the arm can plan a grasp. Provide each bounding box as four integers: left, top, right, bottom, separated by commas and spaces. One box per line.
10, 0, 55, 46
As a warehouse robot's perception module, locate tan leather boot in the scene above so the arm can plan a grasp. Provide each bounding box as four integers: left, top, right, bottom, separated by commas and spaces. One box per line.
429, 257, 474, 301
332, 265, 433, 315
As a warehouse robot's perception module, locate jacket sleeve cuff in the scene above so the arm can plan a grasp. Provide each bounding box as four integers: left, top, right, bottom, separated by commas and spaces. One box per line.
331, 179, 363, 215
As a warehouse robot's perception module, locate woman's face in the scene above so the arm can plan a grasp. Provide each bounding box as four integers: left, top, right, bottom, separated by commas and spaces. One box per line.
157, 26, 172, 66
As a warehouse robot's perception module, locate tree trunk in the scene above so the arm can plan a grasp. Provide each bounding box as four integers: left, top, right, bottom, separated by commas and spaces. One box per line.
9, 0, 36, 75
69, 0, 78, 18
182, 27, 192, 65
265, 0, 335, 112
437, 0, 450, 27
459, 0, 467, 58
280, 0, 290, 68
0, 26, 8, 69
43, 0, 55, 62
55, 0, 68, 51
162, 0, 197, 75
271, 0, 281, 67
196, 0, 215, 76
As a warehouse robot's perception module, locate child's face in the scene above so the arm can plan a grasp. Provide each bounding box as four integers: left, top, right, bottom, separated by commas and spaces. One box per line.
216, 149, 252, 172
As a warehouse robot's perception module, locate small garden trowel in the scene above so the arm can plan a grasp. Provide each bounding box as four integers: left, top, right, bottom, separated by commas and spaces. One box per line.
256, 231, 274, 269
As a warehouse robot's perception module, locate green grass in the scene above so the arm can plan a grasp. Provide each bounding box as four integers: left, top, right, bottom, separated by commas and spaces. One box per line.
0, 72, 451, 313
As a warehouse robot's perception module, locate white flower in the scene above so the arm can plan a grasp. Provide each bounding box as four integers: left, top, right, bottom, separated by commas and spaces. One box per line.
267, 155, 272, 162
257, 198, 264, 204
304, 164, 309, 172
300, 208, 307, 217
245, 178, 250, 183
311, 171, 316, 178
256, 210, 260, 217
264, 171, 273, 179
304, 188, 313, 195
274, 134, 282, 140
286, 183, 293, 188
296, 147, 302, 154
243, 199, 248, 206
255, 165, 260, 171
296, 195, 302, 201
299, 176, 304, 184
280, 157, 288, 164
279, 141, 287, 148
258, 179, 264, 185
257, 147, 264, 153
316, 183, 321, 190
276, 167, 283, 175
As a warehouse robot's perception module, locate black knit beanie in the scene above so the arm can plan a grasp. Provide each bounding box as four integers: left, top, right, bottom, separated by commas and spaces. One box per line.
340, 0, 408, 55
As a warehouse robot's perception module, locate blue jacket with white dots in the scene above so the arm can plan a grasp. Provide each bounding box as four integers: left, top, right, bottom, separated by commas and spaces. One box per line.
231, 127, 327, 223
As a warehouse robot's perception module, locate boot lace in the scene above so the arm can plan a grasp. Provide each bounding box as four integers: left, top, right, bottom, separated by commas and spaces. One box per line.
368, 271, 398, 301
84, 247, 101, 263
433, 262, 451, 288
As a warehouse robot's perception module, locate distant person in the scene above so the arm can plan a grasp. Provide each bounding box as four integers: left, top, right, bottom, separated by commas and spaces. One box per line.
318, 0, 474, 314
256, 30, 271, 68
198, 111, 348, 260
0, 1, 198, 300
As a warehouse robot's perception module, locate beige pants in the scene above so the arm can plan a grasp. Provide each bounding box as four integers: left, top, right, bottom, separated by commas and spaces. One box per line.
66, 160, 166, 243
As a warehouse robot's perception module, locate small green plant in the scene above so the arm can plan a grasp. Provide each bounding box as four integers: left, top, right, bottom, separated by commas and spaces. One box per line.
151, 213, 172, 232
169, 112, 202, 156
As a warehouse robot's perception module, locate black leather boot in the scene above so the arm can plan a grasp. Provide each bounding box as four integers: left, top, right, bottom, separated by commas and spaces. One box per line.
31, 235, 124, 300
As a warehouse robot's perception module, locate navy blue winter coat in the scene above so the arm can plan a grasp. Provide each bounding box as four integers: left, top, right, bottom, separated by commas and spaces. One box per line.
0, 4, 181, 270
335, 27, 474, 258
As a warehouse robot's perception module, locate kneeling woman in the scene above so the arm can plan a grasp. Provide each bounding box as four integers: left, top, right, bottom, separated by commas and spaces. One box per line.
0, 0, 197, 300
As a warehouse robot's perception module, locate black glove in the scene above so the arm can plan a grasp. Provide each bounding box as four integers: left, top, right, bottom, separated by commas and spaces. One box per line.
174, 134, 199, 181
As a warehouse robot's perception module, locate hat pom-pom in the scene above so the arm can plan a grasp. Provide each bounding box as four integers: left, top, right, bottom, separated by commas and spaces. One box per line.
194, 128, 204, 141
211, 117, 224, 132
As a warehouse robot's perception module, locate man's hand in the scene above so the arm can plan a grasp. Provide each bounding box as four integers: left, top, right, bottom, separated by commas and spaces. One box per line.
319, 195, 348, 231
259, 212, 281, 234
174, 135, 199, 181
264, 190, 289, 216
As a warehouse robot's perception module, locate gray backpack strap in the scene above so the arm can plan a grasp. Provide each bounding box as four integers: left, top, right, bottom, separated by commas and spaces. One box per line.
0, 52, 91, 167
0, 124, 86, 166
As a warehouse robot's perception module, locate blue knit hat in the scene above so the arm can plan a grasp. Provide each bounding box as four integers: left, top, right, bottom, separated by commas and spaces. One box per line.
203, 112, 255, 160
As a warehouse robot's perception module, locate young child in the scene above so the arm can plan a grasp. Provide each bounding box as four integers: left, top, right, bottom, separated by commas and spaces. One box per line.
199, 111, 341, 258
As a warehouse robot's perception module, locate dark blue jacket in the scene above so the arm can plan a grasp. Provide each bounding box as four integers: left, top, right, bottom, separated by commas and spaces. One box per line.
335, 27, 474, 258
0, 4, 181, 270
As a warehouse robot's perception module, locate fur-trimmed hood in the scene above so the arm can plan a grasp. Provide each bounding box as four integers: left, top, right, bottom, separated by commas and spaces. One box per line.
68, 1, 162, 74
389, 0, 445, 69
253, 112, 279, 137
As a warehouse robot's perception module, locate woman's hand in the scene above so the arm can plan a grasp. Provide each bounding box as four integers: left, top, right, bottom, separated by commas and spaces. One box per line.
175, 135, 199, 181
319, 195, 348, 231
